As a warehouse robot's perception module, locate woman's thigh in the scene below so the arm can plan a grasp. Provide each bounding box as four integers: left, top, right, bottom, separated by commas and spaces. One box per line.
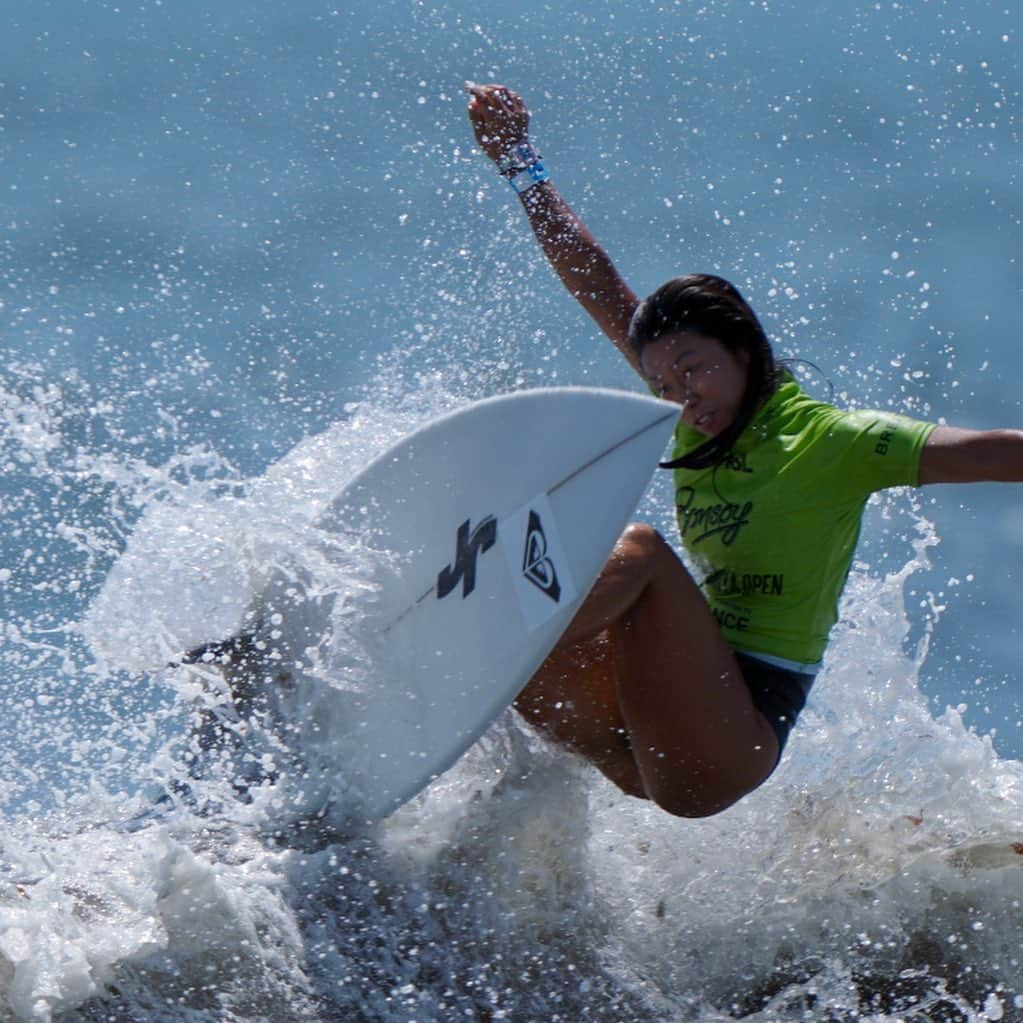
611, 525, 780, 815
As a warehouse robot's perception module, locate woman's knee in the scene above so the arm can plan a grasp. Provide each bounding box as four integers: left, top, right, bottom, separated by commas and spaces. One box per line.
608, 523, 684, 593
647, 730, 779, 818
646, 767, 771, 820
616, 522, 672, 561
653, 788, 746, 820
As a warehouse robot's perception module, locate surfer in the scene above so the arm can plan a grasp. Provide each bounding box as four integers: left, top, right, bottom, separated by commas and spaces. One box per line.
466, 82, 1023, 819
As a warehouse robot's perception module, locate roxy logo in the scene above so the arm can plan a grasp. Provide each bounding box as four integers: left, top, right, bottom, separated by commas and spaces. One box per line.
437, 516, 497, 599
675, 487, 753, 546
521, 509, 561, 602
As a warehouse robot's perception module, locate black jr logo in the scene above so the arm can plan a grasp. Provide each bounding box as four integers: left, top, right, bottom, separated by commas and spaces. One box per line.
437, 516, 497, 599
522, 509, 561, 602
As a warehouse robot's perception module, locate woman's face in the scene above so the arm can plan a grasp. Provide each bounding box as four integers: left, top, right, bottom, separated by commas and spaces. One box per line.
640, 332, 750, 437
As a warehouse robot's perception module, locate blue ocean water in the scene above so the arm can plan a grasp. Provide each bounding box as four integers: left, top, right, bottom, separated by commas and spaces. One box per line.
2, 1, 1023, 1020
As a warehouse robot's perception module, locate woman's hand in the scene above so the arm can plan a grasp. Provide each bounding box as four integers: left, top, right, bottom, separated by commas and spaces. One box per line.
465, 82, 531, 163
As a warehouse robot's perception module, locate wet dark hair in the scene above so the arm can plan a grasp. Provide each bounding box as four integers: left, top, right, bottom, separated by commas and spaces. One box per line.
627, 273, 779, 470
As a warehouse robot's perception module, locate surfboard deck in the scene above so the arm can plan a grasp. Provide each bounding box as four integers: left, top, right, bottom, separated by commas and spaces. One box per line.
199, 387, 679, 821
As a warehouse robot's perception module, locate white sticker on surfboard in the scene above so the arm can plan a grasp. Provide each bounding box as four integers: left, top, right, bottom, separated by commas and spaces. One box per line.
500, 493, 578, 631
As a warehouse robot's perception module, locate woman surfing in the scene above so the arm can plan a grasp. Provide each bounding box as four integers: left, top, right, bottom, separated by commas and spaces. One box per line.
466, 82, 1023, 820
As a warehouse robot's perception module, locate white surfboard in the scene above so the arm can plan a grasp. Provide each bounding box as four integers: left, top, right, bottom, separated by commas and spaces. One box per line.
243, 387, 678, 821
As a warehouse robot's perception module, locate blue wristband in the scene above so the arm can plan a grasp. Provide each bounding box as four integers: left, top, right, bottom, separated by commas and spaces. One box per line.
497, 140, 542, 176
507, 160, 549, 194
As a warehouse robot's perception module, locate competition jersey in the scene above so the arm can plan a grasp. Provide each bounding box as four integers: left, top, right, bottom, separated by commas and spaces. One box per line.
669, 374, 936, 672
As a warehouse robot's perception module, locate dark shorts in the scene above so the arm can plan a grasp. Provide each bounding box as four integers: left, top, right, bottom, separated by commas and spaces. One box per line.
735, 651, 816, 761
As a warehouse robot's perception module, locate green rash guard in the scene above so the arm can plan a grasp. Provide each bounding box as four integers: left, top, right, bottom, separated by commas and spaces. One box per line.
669, 374, 936, 672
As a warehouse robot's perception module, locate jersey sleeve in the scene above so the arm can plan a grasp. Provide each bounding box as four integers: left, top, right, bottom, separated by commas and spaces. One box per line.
825, 409, 936, 497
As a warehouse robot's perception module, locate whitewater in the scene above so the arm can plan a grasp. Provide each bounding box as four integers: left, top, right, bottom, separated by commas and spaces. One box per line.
0, 367, 1020, 1023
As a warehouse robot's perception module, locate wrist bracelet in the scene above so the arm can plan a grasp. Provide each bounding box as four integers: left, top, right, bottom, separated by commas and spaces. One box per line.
496, 139, 548, 194
496, 139, 542, 177
507, 160, 550, 194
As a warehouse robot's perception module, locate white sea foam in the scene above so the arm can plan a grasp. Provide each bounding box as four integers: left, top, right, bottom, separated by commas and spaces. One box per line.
2, 379, 1022, 1022
79, 394, 458, 677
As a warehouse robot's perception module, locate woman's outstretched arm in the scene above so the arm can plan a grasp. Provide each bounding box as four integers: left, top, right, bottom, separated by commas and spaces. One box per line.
919, 426, 1023, 484
466, 83, 643, 375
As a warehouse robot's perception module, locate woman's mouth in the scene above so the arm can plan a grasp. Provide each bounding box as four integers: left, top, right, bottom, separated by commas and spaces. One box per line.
688, 410, 715, 433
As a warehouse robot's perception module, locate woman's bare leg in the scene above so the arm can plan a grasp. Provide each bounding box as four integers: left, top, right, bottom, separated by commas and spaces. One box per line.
515, 523, 779, 818
515, 632, 645, 798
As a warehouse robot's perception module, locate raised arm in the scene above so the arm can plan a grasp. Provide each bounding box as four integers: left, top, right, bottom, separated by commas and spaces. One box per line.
919, 426, 1023, 484
466, 83, 643, 375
